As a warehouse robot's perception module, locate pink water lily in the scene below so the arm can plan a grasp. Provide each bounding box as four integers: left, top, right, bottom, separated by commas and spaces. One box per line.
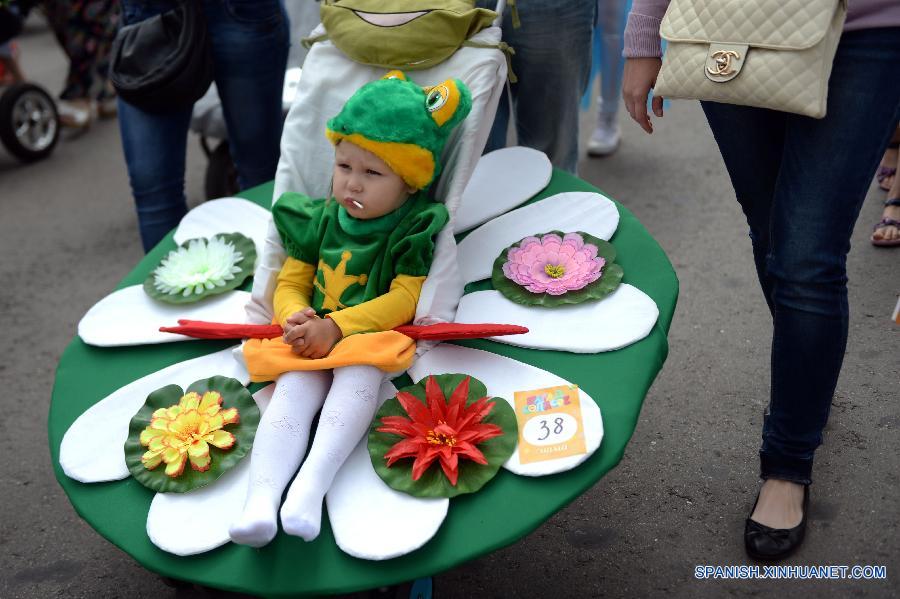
502, 233, 605, 295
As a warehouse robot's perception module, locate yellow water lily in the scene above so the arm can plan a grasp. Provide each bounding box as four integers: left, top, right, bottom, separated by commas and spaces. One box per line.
139, 391, 240, 477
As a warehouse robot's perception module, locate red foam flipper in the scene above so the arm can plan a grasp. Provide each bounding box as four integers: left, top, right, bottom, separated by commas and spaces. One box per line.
159, 320, 528, 341
159, 321, 283, 339
393, 323, 528, 340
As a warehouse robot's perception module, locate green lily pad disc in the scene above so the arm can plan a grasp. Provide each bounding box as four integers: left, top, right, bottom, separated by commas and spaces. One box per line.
143, 232, 257, 304
124, 376, 260, 493
368, 373, 517, 499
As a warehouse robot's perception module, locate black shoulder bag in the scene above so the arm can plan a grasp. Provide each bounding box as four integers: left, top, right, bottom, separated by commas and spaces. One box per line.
109, 1, 214, 113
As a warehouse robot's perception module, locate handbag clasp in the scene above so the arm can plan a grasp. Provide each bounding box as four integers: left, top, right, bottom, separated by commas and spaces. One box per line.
708, 51, 739, 76
705, 43, 748, 83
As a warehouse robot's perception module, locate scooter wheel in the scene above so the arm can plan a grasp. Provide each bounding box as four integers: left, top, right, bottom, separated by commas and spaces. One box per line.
0, 83, 60, 162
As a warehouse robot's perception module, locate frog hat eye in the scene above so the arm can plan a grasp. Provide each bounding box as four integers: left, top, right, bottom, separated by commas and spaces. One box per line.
426, 86, 448, 112
423, 79, 462, 127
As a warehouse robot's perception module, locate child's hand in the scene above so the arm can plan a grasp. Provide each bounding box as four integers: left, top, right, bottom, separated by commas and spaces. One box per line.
282, 307, 317, 344
285, 307, 317, 327
285, 317, 343, 359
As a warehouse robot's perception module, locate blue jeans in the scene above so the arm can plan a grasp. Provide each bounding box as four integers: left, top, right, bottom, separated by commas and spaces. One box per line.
701, 28, 900, 485
118, 0, 289, 252
594, 0, 628, 120
477, 0, 596, 173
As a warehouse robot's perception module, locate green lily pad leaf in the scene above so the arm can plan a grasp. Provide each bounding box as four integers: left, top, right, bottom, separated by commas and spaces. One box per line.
491, 231, 623, 308
143, 232, 257, 304
125, 376, 260, 493
368, 373, 517, 498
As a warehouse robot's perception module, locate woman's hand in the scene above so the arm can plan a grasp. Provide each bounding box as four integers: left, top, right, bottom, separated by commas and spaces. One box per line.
622, 57, 664, 134
285, 317, 343, 359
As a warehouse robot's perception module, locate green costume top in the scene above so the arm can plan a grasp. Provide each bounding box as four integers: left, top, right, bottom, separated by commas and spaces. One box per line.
273, 191, 449, 316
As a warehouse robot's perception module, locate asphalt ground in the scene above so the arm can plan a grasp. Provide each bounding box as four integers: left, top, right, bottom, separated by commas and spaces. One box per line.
1, 16, 897, 599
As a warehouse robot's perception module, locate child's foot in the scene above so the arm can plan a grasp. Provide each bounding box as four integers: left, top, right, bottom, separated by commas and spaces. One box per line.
229, 494, 280, 548
280, 476, 325, 541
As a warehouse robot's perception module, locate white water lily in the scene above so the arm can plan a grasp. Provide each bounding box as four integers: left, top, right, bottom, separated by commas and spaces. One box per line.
153, 237, 245, 297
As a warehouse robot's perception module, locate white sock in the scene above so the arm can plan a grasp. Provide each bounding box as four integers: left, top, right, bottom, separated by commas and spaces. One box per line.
280, 365, 384, 541
229, 370, 330, 547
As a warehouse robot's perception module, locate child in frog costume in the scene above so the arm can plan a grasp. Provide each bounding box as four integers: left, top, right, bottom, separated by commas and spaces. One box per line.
229, 72, 472, 547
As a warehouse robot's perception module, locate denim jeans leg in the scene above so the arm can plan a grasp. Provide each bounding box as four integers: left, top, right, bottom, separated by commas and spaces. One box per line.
704, 28, 900, 484
700, 102, 785, 315
117, 0, 191, 252
204, 0, 289, 189
478, 0, 595, 173
117, 98, 193, 252
484, 84, 511, 155
595, 0, 628, 119
761, 28, 900, 483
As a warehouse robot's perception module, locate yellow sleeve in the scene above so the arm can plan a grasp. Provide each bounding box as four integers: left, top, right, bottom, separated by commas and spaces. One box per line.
273, 257, 317, 327
326, 274, 425, 336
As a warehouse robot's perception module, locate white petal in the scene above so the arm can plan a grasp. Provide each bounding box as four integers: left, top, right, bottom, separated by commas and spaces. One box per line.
146, 385, 274, 556
59, 347, 249, 483
173, 197, 270, 257
456, 191, 620, 285
326, 380, 449, 560
78, 285, 251, 347
454, 285, 658, 353
409, 345, 603, 477
454, 147, 552, 234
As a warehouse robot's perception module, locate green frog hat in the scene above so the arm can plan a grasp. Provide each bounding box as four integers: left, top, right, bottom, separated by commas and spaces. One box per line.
326, 70, 472, 191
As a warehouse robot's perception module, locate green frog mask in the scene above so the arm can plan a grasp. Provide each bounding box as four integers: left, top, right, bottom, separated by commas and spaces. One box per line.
320, 0, 497, 70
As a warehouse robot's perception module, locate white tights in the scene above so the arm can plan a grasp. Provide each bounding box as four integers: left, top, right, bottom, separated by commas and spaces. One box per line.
228, 365, 384, 546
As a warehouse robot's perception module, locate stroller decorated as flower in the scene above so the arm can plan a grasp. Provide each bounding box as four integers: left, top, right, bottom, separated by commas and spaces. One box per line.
50, 1, 678, 596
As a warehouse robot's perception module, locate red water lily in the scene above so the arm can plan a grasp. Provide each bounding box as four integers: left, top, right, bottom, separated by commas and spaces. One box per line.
377, 376, 504, 486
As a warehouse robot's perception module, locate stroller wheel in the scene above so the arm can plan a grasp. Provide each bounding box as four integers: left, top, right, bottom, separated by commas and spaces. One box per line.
0, 83, 60, 162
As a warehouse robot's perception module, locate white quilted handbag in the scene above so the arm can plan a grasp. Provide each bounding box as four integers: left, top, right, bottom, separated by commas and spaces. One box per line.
654, 0, 847, 118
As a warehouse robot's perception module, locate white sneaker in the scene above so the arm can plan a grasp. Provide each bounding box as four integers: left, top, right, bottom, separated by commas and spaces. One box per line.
57, 99, 93, 129
587, 120, 620, 157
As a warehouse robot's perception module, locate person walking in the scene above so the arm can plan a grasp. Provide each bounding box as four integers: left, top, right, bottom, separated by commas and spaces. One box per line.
117, 0, 290, 252
587, 0, 630, 157
622, 0, 900, 560
41, 0, 119, 128
476, 0, 596, 173
872, 123, 900, 246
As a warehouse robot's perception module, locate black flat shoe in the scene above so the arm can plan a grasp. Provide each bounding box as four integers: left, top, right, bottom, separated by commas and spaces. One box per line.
744, 484, 809, 561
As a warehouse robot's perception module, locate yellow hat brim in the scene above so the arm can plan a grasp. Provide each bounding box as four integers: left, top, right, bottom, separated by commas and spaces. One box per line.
326, 130, 435, 191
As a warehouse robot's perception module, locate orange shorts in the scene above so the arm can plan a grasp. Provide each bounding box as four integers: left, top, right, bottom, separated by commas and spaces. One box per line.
242, 330, 416, 382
